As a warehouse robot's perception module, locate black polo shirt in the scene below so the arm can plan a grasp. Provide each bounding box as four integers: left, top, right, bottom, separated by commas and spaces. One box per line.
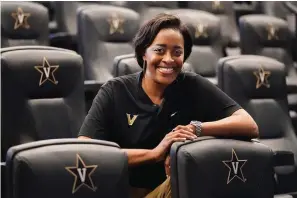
78, 71, 241, 189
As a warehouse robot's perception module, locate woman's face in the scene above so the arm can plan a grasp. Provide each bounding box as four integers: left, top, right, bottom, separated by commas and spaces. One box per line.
143, 28, 185, 86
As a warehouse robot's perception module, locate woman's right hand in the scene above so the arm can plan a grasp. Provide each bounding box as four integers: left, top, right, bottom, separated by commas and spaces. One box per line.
152, 127, 197, 162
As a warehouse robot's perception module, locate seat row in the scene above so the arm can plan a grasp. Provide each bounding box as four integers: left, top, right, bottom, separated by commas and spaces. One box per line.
1, 46, 297, 197
2, 2, 296, 85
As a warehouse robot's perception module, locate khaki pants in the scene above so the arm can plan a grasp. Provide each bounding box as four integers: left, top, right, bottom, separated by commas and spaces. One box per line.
129, 177, 171, 198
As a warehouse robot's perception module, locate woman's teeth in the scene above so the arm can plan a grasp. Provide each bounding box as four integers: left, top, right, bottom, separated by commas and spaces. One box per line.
157, 67, 174, 74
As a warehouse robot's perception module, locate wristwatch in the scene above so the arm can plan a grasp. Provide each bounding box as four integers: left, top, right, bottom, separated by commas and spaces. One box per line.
190, 121, 202, 137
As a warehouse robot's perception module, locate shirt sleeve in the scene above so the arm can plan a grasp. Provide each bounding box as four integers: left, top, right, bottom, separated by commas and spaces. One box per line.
191, 74, 242, 121
78, 83, 113, 140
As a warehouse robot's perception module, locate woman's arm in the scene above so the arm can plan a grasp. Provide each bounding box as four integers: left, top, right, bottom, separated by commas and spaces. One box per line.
200, 109, 259, 138
122, 149, 157, 166
78, 136, 156, 166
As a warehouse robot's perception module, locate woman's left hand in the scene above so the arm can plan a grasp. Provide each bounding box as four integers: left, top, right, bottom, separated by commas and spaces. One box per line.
172, 124, 196, 135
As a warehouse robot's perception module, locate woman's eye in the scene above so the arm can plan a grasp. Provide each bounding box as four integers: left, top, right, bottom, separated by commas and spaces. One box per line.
154, 48, 164, 53
174, 50, 183, 56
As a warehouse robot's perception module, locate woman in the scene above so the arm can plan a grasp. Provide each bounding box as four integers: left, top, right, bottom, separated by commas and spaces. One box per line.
78, 13, 259, 198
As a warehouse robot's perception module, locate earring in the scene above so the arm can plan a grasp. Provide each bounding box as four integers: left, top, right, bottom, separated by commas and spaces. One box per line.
142, 60, 147, 70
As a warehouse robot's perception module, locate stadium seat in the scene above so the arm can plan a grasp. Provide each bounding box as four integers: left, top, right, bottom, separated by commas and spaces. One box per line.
187, 1, 239, 49
239, 15, 295, 73
217, 55, 297, 194
52, 1, 138, 51
1, 1, 49, 47
135, 1, 178, 25
113, 54, 194, 77
77, 5, 140, 83
259, 1, 296, 34
5, 139, 130, 198
170, 137, 277, 198
169, 9, 224, 85
239, 14, 297, 112
1, 46, 86, 162
54, 1, 136, 37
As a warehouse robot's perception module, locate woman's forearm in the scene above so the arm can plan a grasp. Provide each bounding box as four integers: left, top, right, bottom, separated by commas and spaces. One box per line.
201, 109, 259, 138
79, 136, 158, 166
122, 149, 157, 167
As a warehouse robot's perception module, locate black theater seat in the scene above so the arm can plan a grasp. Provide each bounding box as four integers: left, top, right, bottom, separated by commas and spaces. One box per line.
1, 46, 85, 162
5, 139, 130, 198
187, 1, 239, 49
170, 137, 278, 198
217, 55, 297, 195
1, 1, 49, 47
77, 5, 140, 83
239, 14, 297, 112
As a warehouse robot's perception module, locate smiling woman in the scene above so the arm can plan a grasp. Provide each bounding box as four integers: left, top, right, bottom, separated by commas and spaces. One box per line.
78, 13, 258, 198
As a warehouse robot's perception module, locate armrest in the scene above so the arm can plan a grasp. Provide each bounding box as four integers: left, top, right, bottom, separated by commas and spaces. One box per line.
49, 21, 58, 34
206, 77, 218, 86
286, 77, 297, 94
273, 151, 295, 167
273, 150, 295, 175
228, 34, 240, 48
274, 194, 293, 198
84, 80, 105, 93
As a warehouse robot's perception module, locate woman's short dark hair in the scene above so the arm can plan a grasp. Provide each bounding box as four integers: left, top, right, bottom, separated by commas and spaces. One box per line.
133, 13, 193, 68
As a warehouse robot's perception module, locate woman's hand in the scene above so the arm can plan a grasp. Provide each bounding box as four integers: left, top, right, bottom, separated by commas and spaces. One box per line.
173, 124, 196, 135
152, 126, 197, 162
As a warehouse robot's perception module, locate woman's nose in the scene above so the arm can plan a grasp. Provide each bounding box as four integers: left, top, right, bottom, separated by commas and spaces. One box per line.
162, 53, 174, 64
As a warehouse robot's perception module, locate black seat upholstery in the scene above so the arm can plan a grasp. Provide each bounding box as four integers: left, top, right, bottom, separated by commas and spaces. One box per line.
239, 14, 295, 76
169, 9, 224, 85
5, 139, 129, 198
1, 46, 85, 162
187, 1, 239, 48
1, 1, 49, 47
260, 2, 296, 34
77, 5, 140, 82
113, 54, 194, 77
239, 14, 297, 111
141, 2, 178, 24
170, 137, 275, 198
217, 55, 297, 194
54, 1, 136, 37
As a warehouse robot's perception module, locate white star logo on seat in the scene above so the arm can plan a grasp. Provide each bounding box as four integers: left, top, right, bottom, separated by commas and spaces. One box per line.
253, 66, 271, 89
34, 57, 59, 86
222, 149, 247, 184
11, 7, 31, 30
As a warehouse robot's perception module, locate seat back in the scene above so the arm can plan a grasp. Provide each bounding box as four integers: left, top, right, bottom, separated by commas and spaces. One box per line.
239, 14, 294, 76
54, 2, 99, 36
1, 46, 85, 161
77, 5, 140, 82
135, 1, 178, 25
6, 139, 130, 198
170, 138, 275, 198
260, 1, 296, 33
187, 1, 239, 46
169, 9, 223, 81
1, 1, 49, 47
113, 54, 194, 77
217, 55, 297, 193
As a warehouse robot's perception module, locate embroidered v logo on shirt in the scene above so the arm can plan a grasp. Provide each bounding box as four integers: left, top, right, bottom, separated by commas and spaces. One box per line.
127, 113, 138, 126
